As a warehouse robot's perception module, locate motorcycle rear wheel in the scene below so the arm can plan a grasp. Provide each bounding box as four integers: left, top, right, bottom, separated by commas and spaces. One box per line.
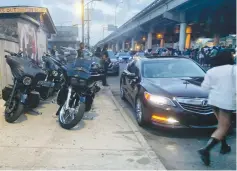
58, 103, 85, 129
5, 100, 24, 123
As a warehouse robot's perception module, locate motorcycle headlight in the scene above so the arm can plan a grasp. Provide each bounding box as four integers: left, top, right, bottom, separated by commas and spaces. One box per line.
144, 92, 176, 107
70, 78, 87, 86
23, 76, 32, 86
52, 70, 58, 77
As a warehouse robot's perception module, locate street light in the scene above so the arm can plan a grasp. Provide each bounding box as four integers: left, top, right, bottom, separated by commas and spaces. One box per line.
81, 0, 102, 47
115, 0, 123, 27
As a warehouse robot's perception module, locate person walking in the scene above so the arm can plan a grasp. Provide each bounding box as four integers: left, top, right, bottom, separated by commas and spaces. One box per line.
198, 50, 236, 166
77, 42, 85, 58
199, 50, 204, 65
100, 51, 110, 86
94, 47, 102, 58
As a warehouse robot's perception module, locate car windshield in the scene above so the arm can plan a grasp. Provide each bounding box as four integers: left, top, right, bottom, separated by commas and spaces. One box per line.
108, 51, 116, 58
136, 52, 145, 56
118, 52, 128, 56
142, 58, 205, 78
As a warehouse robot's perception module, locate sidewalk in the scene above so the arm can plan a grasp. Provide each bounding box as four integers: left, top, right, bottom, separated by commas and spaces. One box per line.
0, 88, 166, 170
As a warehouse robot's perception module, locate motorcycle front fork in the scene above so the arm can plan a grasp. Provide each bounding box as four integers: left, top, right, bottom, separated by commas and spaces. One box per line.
65, 86, 72, 109
6, 80, 18, 106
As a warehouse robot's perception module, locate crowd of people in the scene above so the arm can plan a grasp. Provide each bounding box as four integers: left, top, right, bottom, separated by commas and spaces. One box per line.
152, 45, 236, 68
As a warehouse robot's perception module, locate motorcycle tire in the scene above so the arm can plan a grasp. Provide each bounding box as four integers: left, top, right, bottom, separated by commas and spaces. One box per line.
5, 103, 24, 123
59, 103, 85, 130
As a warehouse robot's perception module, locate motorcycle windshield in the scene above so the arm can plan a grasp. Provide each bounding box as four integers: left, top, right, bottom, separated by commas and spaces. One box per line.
6, 56, 44, 79
45, 58, 58, 70
65, 58, 92, 79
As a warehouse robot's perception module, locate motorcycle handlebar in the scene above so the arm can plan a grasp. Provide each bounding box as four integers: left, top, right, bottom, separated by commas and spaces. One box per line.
4, 50, 23, 57
4, 50, 16, 56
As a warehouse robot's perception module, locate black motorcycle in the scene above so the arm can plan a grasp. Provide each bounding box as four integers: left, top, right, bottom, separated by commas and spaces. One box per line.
2, 50, 46, 123
36, 53, 64, 100
50, 57, 102, 129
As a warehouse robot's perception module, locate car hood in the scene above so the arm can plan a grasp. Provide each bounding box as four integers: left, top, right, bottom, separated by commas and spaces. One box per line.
119, 56, 130, 58
144, 77, 208, 98
110, 58, 118, 62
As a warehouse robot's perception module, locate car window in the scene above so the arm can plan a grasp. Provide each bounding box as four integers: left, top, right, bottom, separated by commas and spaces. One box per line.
142, 59, 205, 78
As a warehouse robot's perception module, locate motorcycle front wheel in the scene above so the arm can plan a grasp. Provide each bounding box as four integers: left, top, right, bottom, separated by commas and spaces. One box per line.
5, 99, 24, 123
58, 102, 85, 129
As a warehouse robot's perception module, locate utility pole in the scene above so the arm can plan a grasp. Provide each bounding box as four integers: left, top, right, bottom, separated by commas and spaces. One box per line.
81, 0, 85, 44
87, 5, 90, 48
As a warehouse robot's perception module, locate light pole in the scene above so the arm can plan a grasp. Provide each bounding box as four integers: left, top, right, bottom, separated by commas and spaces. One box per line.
115, 0, 123, 27
81, 0, 85, 44
82, 0, 102, 47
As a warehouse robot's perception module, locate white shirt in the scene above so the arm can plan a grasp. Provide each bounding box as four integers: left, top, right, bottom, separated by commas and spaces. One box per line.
201, 65, 236, 110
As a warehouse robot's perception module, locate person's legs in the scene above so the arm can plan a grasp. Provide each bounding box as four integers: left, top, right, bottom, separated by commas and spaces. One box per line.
198, 107, 232, 165
102, 72, 108, 86
212, 109, 232, 154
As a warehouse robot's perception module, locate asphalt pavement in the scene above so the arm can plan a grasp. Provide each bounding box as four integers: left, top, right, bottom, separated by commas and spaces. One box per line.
107, 63, 236, 170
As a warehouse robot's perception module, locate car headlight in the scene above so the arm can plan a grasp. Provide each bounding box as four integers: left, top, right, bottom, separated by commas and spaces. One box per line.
144, 92, 176, 107
23, 76, 32, 85
52, 70, 58, 77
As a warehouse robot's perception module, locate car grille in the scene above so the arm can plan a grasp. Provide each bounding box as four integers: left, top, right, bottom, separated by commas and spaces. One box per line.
175, 97, 213, 114
179, 102, 213, 114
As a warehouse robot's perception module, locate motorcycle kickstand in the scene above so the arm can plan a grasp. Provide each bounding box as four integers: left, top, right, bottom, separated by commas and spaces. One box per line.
30, 109, 42, 115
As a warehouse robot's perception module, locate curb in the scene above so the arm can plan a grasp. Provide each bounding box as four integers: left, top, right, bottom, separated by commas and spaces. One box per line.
108, 88, 166, 170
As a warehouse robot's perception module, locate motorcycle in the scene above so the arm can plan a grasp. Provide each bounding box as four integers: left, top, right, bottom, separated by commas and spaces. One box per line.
36, 53, 64, 100
2, 50, 46, 123
50, 56, 102, 129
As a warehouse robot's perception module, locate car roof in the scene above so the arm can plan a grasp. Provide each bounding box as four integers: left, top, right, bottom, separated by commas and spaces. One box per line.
135, 56, 190, 62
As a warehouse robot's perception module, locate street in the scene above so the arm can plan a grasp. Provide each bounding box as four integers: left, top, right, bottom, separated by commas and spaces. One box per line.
108, 63, 236, 170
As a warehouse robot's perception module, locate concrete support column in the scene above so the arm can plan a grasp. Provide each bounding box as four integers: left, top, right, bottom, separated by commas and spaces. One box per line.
179, 23, 187, 51
185, 26, 192, 49
116, 42, 119, 52
160, 38, 165, 48
131, 38, 135, 50
213, 34, 220, 46
122, 41, 125, 51
147, 32, 152, 49
111, 44, 114, 52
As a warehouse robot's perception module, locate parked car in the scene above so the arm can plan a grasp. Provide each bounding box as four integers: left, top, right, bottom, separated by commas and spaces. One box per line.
107, 50, 120, 76
120, 56, 236, 128
133, 52, 146, 59
116, 52, 132, 63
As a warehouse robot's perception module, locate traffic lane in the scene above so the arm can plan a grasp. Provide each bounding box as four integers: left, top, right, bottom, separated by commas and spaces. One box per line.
107, 65, 236, 170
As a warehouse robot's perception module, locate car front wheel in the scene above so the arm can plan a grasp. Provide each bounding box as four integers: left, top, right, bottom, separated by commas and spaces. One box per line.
120, 84, 126, 100
135, 98, 147, 126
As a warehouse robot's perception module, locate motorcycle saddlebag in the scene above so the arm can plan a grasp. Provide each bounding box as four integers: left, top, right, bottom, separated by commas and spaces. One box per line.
27, 91, 40, 109
2, 85, 13, 101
